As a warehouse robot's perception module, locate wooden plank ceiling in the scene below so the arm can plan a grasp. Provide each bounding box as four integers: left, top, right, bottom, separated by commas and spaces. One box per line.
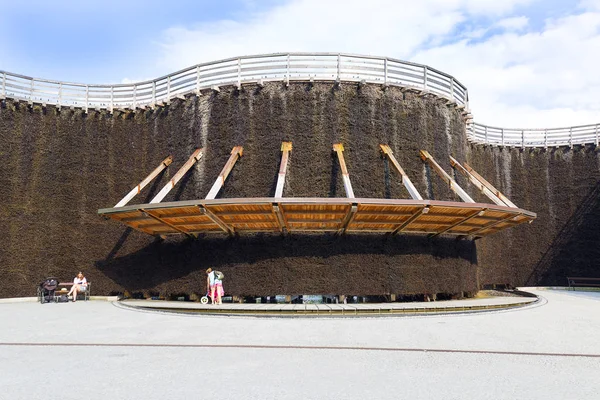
99, 198, 535, 239
99, 144, 536, 239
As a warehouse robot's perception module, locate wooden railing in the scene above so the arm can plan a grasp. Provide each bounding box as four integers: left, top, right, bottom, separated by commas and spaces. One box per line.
469, 122, 600, 148
0, 52, 468, 111
567, 277, 600, 290
2, 52, 598, 148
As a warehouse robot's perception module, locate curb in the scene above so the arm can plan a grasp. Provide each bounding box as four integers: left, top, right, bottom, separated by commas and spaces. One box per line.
0, 296, 120, 304
0, 297, 38, 303
115, 297, 540, 318
519, 286, 600, 293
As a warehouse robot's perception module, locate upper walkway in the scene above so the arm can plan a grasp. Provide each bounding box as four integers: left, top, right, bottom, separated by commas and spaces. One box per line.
2, 52, 598, 148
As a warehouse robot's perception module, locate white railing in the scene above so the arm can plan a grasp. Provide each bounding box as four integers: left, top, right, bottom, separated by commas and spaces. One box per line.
469, 122, 600, 148
1, 52, 598, 148
0, 52, 468, 111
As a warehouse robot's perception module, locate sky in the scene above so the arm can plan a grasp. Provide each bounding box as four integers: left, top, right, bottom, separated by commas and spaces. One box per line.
0, 0, 599, 128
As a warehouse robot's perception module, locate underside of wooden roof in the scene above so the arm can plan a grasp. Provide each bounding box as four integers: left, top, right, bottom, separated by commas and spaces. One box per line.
99, 198, 535, 239
99, 144, 536, 240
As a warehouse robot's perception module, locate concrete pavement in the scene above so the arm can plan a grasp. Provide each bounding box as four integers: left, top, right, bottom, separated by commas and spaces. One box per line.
0, 289, 599, 399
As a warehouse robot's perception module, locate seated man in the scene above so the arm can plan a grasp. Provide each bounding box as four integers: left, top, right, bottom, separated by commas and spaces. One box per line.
67, 271, 88, 302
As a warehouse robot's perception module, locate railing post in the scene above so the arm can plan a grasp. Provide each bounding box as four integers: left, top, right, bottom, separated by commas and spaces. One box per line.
196, 66, 200, 95
152, 81, 156, 105
336, 54, 341, 81
58, 83, 62, 108
423, 67, 428, 90
133, 84, 137, 109
569, 127, 573, 148
596, 124, 599, 147
521, 130, 525, 149
85, 85, 89, 113
167, 76, 171, 103
110, 86, 114, 113
286, 53, 290, 85
30, 79, 33, 102
237, 58, 241, 88
1, 72, 5, 98
384, 58, 388, 86
544, 130, 548, 148
501, 128, 504, 147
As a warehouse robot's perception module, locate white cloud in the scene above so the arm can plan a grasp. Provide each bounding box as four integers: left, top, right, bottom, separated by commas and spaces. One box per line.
153, 0, 599, 129
155, 0, 531, 69
495, 16, 529, 31
579, 0, 600, 11
413, 11, 600, 127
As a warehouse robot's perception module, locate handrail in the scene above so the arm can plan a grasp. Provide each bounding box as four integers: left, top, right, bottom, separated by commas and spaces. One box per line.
469, 122, 600, 148
0, 52, 468, 111
567, 277, 600, 290
1, 52, 598, 148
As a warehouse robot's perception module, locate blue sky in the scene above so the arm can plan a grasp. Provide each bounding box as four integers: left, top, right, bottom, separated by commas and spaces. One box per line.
0, 0, 254, 83
0, 0, 599, 127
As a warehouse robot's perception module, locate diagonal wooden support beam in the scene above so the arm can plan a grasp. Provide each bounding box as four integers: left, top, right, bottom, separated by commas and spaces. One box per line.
150, 149, 203, 204
275, 142, 292, 198
114, 214, 157, 236
142, 209, 196, 238
338, 204, 358, 235
121, 215, 151, 223
420, 150, 475, 203
392, 206, 429, 235
468, 212, 522, 237
138, 221, 216, 230
115, 156, 173, 207
449, 156, 507, 206
429, 209, 485, 238
206, 146, 244, 200
198, 206, 234, 235
463, 162, 518, 208
272, 204, 288, 233
333, 143, 355, 198
380, 144, 423, 200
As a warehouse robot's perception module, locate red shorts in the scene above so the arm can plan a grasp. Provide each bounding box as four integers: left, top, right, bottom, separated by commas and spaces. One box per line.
211, 283, 224, 297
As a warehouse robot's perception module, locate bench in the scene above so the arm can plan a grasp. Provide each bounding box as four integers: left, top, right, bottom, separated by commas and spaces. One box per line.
58, 282, 91, 301
38, 282, 91, 303
566, 277, 600, 290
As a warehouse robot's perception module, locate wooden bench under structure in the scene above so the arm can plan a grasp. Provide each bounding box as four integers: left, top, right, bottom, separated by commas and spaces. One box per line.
54, 282, 92, 301
98, 144, 536, 239
566, 277, 600, 290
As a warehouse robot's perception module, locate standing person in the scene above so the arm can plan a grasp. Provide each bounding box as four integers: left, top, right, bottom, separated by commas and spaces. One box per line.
205, 268, 214, 304
68, 271, 87, 302
205, 268, 224, 305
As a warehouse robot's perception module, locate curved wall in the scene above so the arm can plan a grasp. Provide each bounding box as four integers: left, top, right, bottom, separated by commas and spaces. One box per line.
467, 145, 600, 287
0, 82, 478, 298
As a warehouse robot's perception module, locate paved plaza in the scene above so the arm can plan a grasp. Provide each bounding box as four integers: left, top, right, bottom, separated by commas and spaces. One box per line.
1, 289, 599, 399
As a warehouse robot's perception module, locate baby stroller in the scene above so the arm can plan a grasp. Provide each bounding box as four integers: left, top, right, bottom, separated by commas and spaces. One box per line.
38, 277, 59, 304
201, 292, 210, 304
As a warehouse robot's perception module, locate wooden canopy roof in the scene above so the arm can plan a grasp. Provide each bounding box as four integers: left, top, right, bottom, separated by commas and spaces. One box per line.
98, 143, 536, 239
98, 197, 535, 238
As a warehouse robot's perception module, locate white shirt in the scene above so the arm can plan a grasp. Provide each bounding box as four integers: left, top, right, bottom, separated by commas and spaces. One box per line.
74, 277, 87, 287
209, 271, 222, 285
